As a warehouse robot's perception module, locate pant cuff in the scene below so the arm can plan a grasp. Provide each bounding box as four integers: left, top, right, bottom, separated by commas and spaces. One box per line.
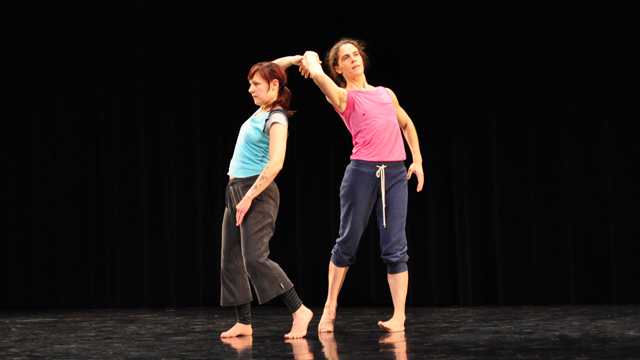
387, 262, 408, 274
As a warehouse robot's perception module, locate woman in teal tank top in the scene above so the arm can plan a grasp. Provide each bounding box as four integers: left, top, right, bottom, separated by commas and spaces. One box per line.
220, 56, 313, 340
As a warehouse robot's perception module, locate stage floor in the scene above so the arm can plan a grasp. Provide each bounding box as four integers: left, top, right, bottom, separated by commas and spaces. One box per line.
1, 305, 639, 359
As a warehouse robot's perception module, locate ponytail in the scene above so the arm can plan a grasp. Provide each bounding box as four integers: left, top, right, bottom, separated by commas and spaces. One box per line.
248, 62, 295, 117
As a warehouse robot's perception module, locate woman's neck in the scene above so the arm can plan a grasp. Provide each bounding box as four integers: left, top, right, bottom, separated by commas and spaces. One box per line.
345, 75, 373, 91
259, 104, 281, 114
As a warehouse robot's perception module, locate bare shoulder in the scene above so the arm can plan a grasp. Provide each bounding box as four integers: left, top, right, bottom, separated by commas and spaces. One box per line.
384, 87, 400, 105
339, 87, 348, 101
331, 87, 348, 112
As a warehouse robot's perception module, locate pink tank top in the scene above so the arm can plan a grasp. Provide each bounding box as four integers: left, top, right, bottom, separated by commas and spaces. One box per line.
334, 87, 406, 162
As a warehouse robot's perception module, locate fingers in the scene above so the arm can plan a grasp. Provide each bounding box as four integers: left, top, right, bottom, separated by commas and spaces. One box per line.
407, 167, 424, 192
235, 198, 252, 226
298, 60, 308, 78
236, 209, 245, 226
298, 51, 321, 79
299, 66, 310, 79
416, 174, 424, 192
235, 203, 247, 226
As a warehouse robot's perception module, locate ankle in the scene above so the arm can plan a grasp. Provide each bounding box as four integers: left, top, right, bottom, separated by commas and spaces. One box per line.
323, 302, 337, 310
293, 305, 310, 316
392, 314, 406, 321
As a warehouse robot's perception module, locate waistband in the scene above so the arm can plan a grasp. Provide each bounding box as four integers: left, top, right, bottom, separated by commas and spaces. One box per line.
350, 160, 406, 170
228, 174, 259, 186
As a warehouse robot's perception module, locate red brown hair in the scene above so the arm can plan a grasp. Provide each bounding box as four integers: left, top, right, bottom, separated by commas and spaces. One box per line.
248, 62, 295, 117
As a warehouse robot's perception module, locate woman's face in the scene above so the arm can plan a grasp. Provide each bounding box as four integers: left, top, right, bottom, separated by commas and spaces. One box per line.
335, 43, 364, 78
248, 74, 278, 107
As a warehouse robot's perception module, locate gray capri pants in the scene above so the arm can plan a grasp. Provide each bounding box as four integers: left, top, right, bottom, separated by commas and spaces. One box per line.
220, 175, 293, 306
331, 160, 409, 274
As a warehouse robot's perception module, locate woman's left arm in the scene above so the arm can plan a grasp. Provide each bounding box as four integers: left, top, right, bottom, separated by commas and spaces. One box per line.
234, 123, 288, 225
272, 55, 304, 70
386, 88, 424, 192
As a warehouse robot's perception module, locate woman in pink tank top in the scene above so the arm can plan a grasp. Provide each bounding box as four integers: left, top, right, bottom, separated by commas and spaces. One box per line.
300, 38, 424, 334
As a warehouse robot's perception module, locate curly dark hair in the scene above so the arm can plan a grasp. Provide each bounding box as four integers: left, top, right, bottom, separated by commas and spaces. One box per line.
325, 38, 370, 88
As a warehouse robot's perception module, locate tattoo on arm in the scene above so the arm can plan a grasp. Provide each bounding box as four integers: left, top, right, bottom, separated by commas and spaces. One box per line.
247, 167, 270, 198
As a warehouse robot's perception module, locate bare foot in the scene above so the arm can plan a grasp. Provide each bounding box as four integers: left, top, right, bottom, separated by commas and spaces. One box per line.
221, 335, 253, 351
221, 323, 253, 338
285, 338, 314, 359
378, 316, 405, 332
318, 307, 336, 333
285, 305, 313, 339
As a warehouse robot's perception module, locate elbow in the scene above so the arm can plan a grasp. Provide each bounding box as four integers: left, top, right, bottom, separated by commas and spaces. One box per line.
269, 161, 284, 175
401, 119, 415, 132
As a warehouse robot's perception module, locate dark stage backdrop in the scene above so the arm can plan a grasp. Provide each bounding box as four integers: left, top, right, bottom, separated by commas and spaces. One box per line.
2, 1, 639, 309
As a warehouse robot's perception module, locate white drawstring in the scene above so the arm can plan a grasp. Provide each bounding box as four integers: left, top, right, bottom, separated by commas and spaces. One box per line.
376, 165, 387, 228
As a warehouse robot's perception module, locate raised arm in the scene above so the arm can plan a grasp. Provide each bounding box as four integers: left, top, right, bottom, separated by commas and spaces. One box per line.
272, 55, 304, 70
301, 51, 348, 112
386, 88, 424, 192
234, 123, 288, 225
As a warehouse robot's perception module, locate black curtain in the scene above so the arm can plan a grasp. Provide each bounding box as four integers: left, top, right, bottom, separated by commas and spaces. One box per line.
2, 1, 638, 309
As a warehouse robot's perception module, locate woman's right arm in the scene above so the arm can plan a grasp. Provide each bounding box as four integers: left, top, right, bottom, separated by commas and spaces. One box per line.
302, 51, 347, 112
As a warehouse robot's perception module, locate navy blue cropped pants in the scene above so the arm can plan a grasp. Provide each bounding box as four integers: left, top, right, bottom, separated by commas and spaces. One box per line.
330, 160, 409, 274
